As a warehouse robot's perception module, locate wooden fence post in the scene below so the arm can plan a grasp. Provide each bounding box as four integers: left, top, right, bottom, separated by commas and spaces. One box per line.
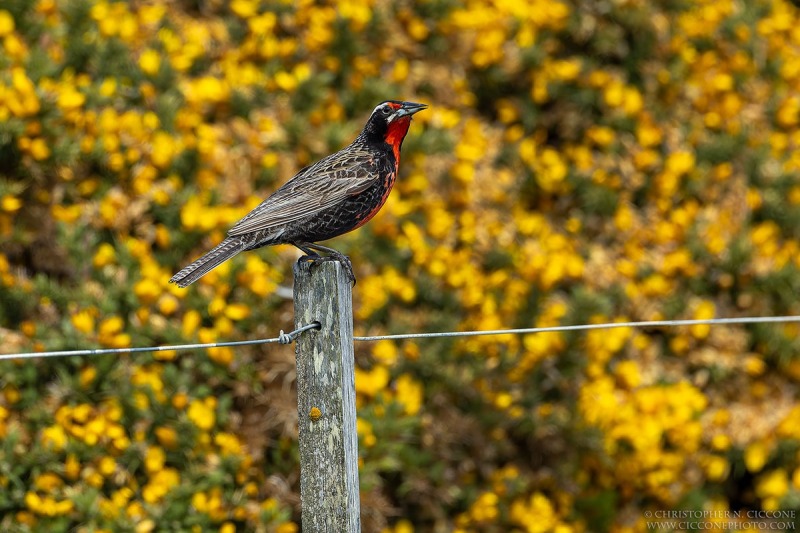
293, 260, 361, 532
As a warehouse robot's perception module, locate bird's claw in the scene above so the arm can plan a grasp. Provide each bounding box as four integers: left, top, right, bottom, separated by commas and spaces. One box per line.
298, 254, 356, 285
298, 254, 321, 263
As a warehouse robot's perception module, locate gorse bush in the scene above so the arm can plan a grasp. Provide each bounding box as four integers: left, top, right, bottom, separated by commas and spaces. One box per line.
1, 0, 800, 531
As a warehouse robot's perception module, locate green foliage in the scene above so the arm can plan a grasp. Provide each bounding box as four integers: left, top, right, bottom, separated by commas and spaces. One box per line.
1, 0, 800, 531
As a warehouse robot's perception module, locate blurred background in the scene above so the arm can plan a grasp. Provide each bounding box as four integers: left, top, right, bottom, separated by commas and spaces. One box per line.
1, 0, 800, 531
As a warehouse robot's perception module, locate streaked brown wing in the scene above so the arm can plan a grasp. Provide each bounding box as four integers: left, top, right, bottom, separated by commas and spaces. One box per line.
227, 146, 379, 237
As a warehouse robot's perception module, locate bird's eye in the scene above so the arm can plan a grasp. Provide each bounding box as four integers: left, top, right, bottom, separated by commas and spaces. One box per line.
381, 106, 392, 115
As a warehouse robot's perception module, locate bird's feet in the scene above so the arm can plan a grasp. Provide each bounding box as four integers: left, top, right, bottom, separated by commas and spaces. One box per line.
296, 245, 356, 285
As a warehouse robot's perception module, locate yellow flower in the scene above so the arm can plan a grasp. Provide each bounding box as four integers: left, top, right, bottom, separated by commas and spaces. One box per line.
704, 455, 730, 482
98, 316, 123, 338
99, 77, 117, 97
172, 393, 188, 411
494, 392, 513, 410
468, 491, 499, 522
150, 131, 177, 169
214, 432, 243, 455
72, 309, 95, 334
354, 365, 390, 397
614, 360, 641, 389
711, 434, 731, 451
357, 418, 377, 447
93, 243, 116, 268
533, 148, 569, 192
338, 0, 373, 30
776, 96, 799, 128
690, 300, 715, 339
274, 71, 297, 92
755, 469, 789, 500
552, 58, 581, 81
57, 86, 85, 110
155, 426, 179, 449
10, 68, 36, 105
372, 340, 398, 365
136, 520, 155, 533
64, 455, 80, 480
144, 446, 166, 473
450, 160, 474, 184
665, 150, 696, 176
248, 12, 276, 35
193, 76, 229, 104
744, 441, 770, 473
510, 492, 558, 532
193, 491, 209, 512
25, 492, 74, 516
744, 355, 765, 376
134, 278, 161, 305
224, 303, 250, 320
634, 149, 660, 170
1, 195, 22, 212
29, 138, 50, 160
603, 80, 625, 108
156, 294, 179, 318
139, 49, 161, 76
192, 488, 225, 520
0, 10, 15, 36
614, 203, 635, 232
97, 456, 116, 477
80, 366, 97, 388
3, 32, 27, 63
52, 204, 83, 223
182, 309, 202, 338
622, 87, 643, 115
34, 472, 63, 492
41, 425, 68, 450
231, 0, 259, 18
187, 397, 216, 430
180, 196, 210, 230
395, 374, 423, 415
586, 125, 615, 147
207, 347, 234, 366
142, 468, 180, 504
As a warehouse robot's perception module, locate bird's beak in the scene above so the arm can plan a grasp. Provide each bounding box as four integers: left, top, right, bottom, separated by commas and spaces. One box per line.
395, 101, 428, 118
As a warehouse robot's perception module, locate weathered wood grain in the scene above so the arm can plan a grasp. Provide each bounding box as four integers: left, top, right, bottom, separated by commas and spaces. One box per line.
293, 260, 360, 532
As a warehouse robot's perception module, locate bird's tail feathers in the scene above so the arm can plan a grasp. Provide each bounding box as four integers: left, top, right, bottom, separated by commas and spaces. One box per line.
169, 238, 244, 288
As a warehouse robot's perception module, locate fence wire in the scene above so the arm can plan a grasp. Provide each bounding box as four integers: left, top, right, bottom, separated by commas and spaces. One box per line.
0, 322, 321, 362
353, 315, 800, 341
1, 315, 799, 361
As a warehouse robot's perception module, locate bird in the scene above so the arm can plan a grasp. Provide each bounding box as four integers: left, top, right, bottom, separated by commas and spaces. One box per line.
169, 100, 428, 288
